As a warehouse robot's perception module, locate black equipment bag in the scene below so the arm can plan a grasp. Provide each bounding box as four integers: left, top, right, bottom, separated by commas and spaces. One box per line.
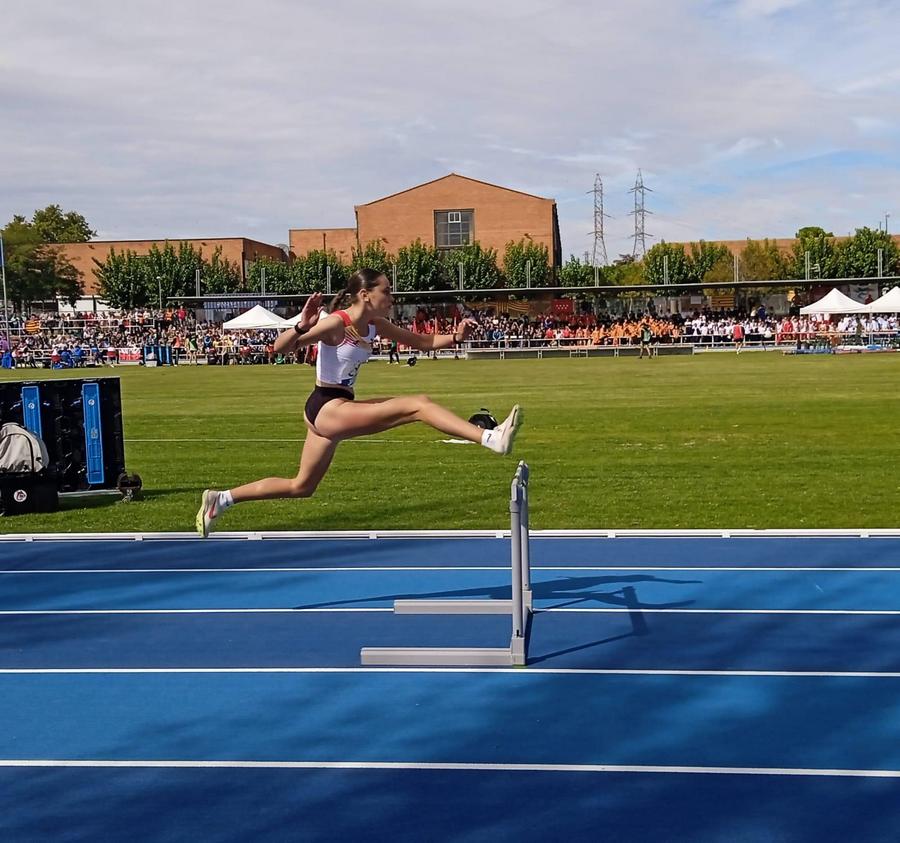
0, 472, 58, 515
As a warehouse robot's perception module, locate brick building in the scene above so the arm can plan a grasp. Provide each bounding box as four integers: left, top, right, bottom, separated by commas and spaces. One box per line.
290, 173, 562, 267
59, 238, 288, 296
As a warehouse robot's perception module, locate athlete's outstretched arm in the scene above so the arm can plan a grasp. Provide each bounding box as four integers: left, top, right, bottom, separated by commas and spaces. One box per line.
373, 316, 477, 352
273, 293, 343, 355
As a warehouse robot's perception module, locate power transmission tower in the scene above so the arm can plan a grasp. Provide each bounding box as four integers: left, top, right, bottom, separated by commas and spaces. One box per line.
629, 169, 653, 258
588, 173, 611, 266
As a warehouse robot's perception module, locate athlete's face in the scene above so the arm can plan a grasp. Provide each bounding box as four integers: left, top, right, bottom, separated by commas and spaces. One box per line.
366, 277, 394, 317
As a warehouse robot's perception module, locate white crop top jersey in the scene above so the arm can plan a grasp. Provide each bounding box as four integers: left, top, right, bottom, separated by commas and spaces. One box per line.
316, 310, 377, 389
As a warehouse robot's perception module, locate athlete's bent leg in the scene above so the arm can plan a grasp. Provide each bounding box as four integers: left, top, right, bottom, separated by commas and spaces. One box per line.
230, 429, 338, 502
196, 430, 339, 537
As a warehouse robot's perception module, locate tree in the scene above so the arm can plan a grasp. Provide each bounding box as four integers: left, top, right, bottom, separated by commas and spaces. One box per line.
394, 240, 447, 292
290, 249, 349, 294
688, 241, 731, 284
453, 242, 503, 290
703, 255, 735, 286
604, 254, 645, 286
833, 227, 899, 278
351, 240, 393, 276
739, 238, 788, 282
93, 248, 145, 308
558, 255, 597, 287
1, 214, 85, 307
30, 205, 96, 243
503, 238, 550, 288
94, 241, 242, 306
644, 242, 691, 286
789, 227, 837, 279
201, 245, 243, 294
247, 257, 293, 294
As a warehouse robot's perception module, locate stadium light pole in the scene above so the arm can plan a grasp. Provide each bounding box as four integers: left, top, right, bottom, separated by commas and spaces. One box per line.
0, 234, 9, 347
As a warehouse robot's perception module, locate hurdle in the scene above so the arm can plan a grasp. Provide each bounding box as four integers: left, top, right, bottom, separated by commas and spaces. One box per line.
360, 461, 532, 666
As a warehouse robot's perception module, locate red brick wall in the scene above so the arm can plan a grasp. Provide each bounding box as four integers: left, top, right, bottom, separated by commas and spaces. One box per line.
289, 228, 358, 262
356, 175, 559, 266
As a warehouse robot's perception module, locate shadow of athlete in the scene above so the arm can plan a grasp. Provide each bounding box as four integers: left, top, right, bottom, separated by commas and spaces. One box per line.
292, 573, 701, 611
196, 268, 523, 537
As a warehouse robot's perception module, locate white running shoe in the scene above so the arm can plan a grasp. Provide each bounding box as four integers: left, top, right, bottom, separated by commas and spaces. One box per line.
492, 404, 523, 455
196, 489, 219, 538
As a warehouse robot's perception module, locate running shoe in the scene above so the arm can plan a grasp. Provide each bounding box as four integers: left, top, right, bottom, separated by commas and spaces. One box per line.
196, 489, 219, 538
494, 404, 522, 455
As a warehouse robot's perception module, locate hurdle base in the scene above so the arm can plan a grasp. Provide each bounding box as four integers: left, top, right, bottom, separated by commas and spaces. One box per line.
395, 599, 514, 615
361, 645, 524, 667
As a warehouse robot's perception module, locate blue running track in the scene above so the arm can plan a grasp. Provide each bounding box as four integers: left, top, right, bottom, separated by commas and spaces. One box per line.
2, 535, 900, 841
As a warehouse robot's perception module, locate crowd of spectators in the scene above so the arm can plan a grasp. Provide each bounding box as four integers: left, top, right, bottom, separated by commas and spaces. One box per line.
1, 303, 897, 369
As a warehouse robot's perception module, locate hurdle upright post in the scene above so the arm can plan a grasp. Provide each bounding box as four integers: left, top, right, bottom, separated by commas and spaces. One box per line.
518, 461, 532, 612
509, 463, 526, 662
360, 461, 532, 667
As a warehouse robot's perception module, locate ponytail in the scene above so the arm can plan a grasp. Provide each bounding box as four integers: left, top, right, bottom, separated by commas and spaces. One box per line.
328, 288, 353, 313
329, 267, 385, 312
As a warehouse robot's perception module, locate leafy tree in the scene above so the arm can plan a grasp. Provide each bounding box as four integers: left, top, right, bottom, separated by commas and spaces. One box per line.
604, 254, 645, 286
703, 255, 735, 286
1, 214, 85, 307
558, 255, 597, 287
31, 205, 96, 243
247, 257, 293, 294
290, 249, 349, 294
644, 242, 691, 285
94, 241, 242, 306
688, 241, 731, 283
503, 238, 550, 288
739, 238, 788, 281
453, 242, 503, 290
394, 240, 447, 292
93, 248, 146, 308
201, 245, 243, 294
833, 227, 898, 278
351, 240, 393, 276
789, 227, 837, 279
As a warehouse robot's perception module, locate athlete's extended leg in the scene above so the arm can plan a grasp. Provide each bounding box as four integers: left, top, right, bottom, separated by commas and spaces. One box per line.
196, 429, 338, 537
314, 395, 521, 454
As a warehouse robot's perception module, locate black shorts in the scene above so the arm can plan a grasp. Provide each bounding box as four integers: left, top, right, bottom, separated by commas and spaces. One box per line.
305, 385, 353, 426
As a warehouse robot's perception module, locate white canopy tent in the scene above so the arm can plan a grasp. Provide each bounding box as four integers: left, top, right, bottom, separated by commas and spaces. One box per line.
222, 305, 286, 330
799, 288, 866, 315
864, 286, 900, 313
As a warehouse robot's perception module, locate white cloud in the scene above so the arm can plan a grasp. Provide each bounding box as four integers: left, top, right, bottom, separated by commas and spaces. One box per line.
732, 0, 811, 17
0, 0, 897, 261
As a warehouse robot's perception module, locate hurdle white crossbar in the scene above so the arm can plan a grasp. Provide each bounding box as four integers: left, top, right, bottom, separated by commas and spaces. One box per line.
360, 461, 532, 667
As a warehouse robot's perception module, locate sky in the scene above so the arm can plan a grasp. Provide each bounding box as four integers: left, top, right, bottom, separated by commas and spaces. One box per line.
2, 0, 898, 261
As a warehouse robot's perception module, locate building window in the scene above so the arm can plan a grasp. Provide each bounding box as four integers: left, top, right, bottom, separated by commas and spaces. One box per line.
435, 210, 474, 249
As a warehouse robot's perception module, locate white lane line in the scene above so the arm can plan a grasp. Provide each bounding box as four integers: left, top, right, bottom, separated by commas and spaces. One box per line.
0, 609, 392, 615
2, 759, 900, 778
3, 608, 900, 616
541, 608, 900, 615
3, 667, 900, 678
0, 567, 510, 574
5, 566, 900, 574
126, 438, 399, 443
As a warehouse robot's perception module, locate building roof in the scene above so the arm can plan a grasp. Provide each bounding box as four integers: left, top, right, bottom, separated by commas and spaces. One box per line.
64, 236, 279, 246
356, 173, 553, 207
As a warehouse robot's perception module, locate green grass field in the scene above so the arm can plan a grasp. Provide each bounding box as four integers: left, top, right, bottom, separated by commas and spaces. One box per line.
1, 352, 898, 533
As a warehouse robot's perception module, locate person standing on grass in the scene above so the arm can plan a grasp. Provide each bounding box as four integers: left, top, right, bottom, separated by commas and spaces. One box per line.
732, 320, 745, 354
196, 268, 523, 537
639, 321, 653, 359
